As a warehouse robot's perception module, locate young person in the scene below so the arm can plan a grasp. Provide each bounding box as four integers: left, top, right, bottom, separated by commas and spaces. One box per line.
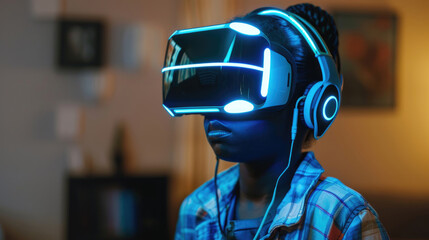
163, 3, 389, 239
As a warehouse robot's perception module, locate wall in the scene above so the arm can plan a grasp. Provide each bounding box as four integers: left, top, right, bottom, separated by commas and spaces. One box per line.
65, 0, 179, 175
0, 0, 178, 239
0, 0, 79, 239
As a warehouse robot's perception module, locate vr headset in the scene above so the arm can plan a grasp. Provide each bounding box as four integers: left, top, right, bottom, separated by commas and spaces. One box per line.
162, 8, 342, 139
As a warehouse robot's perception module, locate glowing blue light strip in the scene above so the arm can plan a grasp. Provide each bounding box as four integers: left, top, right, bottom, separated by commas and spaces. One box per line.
163, 104, 175, 117
260, 48, 271, 97
258, 10, 320, 55
162, 62, 264, 73
223, 36, 236, 63
290, 13, 330, 54
174, 108, 220, 114
175, 24, 228, 35
322, 96, 338, 121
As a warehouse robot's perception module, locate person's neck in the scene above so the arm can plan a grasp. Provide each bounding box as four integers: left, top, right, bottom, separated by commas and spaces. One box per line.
236, 145, 304, 220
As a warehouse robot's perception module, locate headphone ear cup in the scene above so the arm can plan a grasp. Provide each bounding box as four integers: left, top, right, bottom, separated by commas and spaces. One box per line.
300, 81, 341, 139
313, 83, 340, 139
300, 81, 324, 130
299, 82, 314, 125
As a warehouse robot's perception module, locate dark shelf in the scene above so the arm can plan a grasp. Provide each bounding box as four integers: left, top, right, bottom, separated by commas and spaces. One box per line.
66, 175, 169, 240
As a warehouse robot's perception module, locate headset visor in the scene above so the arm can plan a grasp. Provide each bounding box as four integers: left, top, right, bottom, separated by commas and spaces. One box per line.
162, 25, 271, 115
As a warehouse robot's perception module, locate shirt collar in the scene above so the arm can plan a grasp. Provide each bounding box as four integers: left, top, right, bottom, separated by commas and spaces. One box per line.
195, 152, 324, 230
269, 151, 324, 231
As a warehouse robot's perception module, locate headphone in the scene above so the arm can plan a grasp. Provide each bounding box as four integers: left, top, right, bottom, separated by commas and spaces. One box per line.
255, 8, 343, 140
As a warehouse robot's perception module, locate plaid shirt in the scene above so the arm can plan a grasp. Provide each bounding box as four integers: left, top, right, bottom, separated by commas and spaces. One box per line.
175, 152, 389, 240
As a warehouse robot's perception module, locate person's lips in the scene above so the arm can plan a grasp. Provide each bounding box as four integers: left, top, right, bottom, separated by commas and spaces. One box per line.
207, 120, 232, 141
208, 129, 232, 138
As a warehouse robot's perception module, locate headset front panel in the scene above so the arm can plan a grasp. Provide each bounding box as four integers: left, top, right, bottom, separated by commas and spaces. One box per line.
162, 25, 273, 115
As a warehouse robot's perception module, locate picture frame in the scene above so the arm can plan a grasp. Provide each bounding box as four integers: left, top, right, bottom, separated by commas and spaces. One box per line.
333, 11, 397, 108
57, 18, 105, 69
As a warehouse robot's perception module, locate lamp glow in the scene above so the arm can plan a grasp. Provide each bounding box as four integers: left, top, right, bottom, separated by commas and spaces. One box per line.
229, 22, 261, 36
174, 108, 220, 114
162, 62, 264, 73
163, 104, 175, 117
224, 100, 254, 113
322, 96, 338, 121
261, 48, 271, 97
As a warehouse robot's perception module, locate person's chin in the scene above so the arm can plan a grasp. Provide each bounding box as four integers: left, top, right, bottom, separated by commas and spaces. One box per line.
210, 143, 250, 163
210, 142, 234, 162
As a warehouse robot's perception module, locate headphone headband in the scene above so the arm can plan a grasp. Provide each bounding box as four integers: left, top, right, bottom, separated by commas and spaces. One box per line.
257, 9, 330, 57
257, 8, 342, 139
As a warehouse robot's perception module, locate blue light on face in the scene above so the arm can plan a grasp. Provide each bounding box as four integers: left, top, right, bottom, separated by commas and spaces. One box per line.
163, 104, 175, 117
174, 108, 220, 114
322, 96, 338, 121
229, 22, 261, 36
161, 62, 264, 73
260, 48, 271, 97
224, 100, 254, 113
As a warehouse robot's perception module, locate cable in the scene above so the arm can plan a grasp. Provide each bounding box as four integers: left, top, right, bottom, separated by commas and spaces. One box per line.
252, 140, 295, 240
214, 157, 227, 239
252, 96, 306, 240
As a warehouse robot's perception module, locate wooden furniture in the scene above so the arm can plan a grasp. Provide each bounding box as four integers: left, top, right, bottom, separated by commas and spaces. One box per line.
67, 175, 169, 240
